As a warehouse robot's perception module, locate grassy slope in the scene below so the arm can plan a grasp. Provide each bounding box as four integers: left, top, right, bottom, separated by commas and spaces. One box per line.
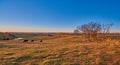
0, 35, 120, 65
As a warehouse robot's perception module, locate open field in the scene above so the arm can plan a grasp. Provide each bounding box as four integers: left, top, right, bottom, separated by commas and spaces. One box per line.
0, 34, 120, 65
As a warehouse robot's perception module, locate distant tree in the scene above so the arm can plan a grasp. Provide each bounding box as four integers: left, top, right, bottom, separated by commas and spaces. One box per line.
74, 22, 113, 41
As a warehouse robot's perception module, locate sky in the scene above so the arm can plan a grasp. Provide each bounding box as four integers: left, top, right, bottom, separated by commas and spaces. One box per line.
0, 0, 120, 32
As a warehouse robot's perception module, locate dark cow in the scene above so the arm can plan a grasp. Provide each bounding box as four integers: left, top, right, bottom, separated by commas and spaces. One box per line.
23, 40, 28, 42
31, 40, 34, 42
40, 40, 43, 42
6, 38, 9, 40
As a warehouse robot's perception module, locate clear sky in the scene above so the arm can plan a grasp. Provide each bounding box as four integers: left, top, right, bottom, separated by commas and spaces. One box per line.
0, 0, 120, 32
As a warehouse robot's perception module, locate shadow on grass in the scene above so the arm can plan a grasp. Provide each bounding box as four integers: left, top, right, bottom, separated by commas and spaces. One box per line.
0, 44, 16, 48
43, 59, 61, 65
15, 56, 32, 62
2, 62, 20, 65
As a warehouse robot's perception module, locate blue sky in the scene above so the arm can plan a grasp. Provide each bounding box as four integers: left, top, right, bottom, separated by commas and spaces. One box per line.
0, 0, 120, 32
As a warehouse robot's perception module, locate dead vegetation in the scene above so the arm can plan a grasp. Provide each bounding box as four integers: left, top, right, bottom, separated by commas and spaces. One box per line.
74, 22, 114, 42
0, 33, 120, 65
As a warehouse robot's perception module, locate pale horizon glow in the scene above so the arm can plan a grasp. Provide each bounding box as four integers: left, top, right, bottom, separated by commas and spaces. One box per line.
0, 27, 73, 32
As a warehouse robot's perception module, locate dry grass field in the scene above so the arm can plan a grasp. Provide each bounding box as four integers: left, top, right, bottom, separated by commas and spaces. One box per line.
0, 34, 120, 65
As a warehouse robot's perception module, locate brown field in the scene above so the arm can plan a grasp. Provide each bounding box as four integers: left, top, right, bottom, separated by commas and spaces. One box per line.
0, 34, 120, 65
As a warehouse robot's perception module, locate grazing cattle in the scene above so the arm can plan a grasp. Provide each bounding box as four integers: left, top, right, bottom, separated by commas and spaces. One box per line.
40, 40, 43, 42
31, 40, 34, 42
3, 38, 10, 40
23, 40, 28, 42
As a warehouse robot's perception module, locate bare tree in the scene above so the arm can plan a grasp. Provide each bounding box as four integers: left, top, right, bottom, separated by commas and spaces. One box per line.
75, 22, 102, 41
74, 22, 113, 41
102, 23, 113, 33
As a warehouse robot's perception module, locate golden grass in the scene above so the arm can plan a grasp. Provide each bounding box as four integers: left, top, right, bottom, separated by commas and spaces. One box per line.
0, 35, 120, 65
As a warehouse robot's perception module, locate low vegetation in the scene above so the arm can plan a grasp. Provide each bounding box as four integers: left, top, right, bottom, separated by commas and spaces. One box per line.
0, 33, 120, 65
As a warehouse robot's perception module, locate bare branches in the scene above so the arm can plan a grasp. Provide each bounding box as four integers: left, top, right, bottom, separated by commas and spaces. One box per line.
102, 23, 114, 33
74, 22, 113, 41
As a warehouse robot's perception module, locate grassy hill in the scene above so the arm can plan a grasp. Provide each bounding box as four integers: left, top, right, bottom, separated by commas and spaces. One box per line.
0, 32, 16, 40
0, 34, 120, 65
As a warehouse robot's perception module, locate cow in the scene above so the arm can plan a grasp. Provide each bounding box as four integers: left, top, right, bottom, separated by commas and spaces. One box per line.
23, 40, 28, 42
40, 40, 43, 42
31, 40, 34, 42
6, 38, 9, 40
